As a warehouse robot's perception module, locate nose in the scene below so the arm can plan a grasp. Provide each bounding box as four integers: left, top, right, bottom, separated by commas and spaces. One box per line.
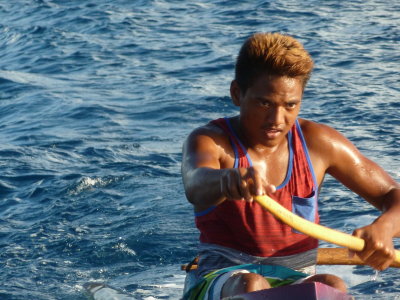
266, 105, 285, 125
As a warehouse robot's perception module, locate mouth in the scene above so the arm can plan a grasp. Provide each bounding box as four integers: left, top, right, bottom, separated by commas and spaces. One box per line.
262, 127, 283, 139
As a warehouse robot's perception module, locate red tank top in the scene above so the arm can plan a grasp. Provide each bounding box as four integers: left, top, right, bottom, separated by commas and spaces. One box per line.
195, 118, 319, 257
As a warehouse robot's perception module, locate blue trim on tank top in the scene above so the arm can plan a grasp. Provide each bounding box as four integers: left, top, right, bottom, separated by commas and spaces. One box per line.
295, 120, 318, 191
194, 205, 217, 217
225, 117, 293, 191
194, 119, 296, 217
231, 140, 239, 169
224, 118, 253, 166
275, 129, 293, 190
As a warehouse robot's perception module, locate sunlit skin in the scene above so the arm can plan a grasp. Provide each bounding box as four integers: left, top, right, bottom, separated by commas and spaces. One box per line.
181, 74, 400, 297
230, 75, 302, 151
228, 75, 302, 194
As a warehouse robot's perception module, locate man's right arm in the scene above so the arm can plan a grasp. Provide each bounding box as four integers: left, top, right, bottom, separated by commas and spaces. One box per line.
181, 127, 227, 212
181, 126, 270, 212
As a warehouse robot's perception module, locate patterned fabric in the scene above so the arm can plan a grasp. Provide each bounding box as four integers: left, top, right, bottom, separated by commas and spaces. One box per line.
196, 244, 317, 278
182, 263, 308, 300
195, 118, 319, 257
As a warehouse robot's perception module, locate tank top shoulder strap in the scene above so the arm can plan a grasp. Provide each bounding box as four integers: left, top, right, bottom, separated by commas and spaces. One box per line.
294, 119, 318, 190
210, 118, 252, 168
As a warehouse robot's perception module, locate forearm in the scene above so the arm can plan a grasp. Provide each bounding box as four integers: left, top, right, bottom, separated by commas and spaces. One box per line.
375, 186, 400, 238
183, 167, 227, 210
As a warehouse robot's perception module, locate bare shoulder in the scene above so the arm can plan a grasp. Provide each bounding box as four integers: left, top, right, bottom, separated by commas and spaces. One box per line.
298, 118, 352, 151
182, 119, 234, 169
298, 120, 397, 208
184, 121, 230, 150
297, 118, 362, 175
298, 118, 339, 135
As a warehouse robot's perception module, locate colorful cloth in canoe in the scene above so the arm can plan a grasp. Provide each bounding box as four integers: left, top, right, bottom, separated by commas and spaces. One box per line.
182, 263, 309, 300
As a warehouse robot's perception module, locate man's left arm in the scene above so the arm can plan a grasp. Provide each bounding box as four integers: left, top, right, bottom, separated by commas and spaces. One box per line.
303, 120, 400, 270
351, 184, 400, 270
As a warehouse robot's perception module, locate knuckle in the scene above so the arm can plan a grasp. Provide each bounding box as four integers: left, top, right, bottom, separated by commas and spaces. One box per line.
239, 168, 248, 176
239, 179, 247, 188
384, 248, 395, 259
377, 263, 387, 271
372, 241, 384, 250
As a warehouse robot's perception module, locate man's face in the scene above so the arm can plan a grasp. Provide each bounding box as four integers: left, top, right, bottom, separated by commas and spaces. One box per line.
232, 75, 303, 148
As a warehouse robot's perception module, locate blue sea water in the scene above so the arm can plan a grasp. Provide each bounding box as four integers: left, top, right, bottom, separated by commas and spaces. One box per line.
0, 0, 399, 299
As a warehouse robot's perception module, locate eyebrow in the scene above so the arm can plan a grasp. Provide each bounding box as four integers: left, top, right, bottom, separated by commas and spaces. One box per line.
256, 97, 301, 103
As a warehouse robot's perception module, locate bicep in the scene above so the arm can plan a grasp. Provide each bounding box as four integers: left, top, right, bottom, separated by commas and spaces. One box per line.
181, 131, 221, 177
325, 131, 396, 210
181, 130, 228, 208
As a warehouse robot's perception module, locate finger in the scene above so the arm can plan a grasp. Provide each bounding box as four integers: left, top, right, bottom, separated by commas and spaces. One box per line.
248, 167, 264, 196
352, 228, 395, 270
221, 175, 239, 200
238, 178, 253, 201
380, 249, 396, 270
248, 167, 276, 195
367, 243, 395, 270
362, 248, 395, 271
235, 168, 255, 200
266, 184, 276, 194
229, 174, 245, 200
351, 229, 374, 261
234, 169, 251, 200
259, 176, 275, 194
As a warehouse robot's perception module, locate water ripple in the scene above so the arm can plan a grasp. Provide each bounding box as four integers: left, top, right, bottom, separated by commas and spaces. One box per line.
0, 0, 398, 299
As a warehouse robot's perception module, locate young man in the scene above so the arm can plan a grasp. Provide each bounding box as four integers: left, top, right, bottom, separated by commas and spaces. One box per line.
181, 32, 400, 299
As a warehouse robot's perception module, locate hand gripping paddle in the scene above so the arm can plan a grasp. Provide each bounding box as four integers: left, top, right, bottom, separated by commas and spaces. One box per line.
254, 195, 400, 266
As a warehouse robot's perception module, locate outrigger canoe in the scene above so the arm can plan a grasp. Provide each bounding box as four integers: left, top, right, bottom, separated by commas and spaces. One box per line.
224, 282, 353, 300
181, 249, 358, 300
179, 195, 400, 299
183, 271, 353, 300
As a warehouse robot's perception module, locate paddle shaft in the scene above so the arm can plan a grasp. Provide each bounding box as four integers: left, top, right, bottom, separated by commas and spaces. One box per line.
181, 248, 400, 271
254, 195, 400, 264
317, 248, 400, 267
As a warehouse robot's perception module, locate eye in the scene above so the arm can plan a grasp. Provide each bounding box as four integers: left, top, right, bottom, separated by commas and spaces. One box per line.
259, 100, 271, 107
286, 102, 297, 109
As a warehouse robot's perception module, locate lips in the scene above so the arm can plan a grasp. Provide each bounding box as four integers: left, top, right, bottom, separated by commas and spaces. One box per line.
263, 127, 283, 139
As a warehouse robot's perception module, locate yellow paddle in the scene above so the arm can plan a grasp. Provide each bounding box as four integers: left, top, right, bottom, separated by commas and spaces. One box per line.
254, 194, 400, 265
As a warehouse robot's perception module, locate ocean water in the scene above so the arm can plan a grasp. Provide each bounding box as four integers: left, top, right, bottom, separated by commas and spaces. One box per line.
0, 0, 399, 299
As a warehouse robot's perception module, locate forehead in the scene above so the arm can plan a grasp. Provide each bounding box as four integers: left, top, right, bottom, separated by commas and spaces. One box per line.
245, 75, 303, 97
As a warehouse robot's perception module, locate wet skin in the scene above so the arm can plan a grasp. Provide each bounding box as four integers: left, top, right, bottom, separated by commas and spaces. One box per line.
182, 74, 400, 296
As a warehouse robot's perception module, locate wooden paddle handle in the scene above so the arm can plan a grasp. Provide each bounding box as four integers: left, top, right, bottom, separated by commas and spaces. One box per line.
254, 195, 400, 264
181, 248, 400, 271
318, 248, 400, 267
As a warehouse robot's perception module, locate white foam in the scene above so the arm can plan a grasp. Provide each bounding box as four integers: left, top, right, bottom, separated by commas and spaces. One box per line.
69, 177, 111, 195
113, 242, 137, 256
0, 70, 69, 88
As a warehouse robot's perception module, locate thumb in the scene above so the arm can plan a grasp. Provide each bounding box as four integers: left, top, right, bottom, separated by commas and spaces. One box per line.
349, 228, 364, 258
266, 184, 276, 194
256, 184, 276, 196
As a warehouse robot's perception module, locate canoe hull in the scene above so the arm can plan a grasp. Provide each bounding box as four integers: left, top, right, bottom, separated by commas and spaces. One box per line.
232, 282, 354, 300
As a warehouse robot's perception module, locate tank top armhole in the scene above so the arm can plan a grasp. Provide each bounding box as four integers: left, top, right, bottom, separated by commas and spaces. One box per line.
194, 205, 217, 217
224, 118, 253, 167
275, 130, 293, 190
231, 140, 239, 169
295, 120, 318, 190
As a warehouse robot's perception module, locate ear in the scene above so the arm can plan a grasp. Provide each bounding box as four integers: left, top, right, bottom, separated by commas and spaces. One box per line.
230, 80, 242, 107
